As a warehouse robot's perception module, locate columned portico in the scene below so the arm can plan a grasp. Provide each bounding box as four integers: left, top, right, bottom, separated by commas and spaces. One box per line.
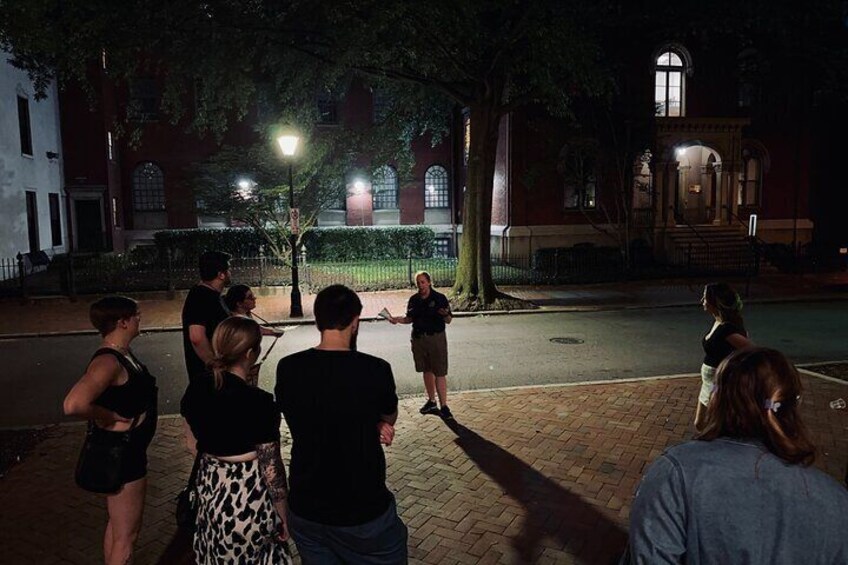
653, 117, 749, 228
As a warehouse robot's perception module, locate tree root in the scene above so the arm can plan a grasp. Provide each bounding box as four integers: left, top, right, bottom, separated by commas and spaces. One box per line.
449, 291, 536, 313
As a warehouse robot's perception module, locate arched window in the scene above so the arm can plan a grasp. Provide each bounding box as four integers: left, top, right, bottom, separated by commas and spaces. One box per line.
739, 148, 762, 207
132, 162, 165, 211
424, 165, 450, 208
372, 165, 398, 209
655, 49, 688, 117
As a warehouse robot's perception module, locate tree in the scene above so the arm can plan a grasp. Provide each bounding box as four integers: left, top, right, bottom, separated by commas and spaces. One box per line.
3, 0, 845, 307
0, 0, 612, 309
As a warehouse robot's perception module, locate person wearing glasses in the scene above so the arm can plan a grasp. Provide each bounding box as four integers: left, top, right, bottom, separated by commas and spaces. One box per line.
224, 284, 284, 337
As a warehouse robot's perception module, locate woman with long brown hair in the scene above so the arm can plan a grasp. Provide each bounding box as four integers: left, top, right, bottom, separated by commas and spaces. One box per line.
694, 283, 751, 430
628, 348, 848, 563
180, 316, 290, 564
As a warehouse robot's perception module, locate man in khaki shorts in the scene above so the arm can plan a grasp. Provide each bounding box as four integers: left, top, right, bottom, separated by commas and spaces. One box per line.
389, 271, 454, 419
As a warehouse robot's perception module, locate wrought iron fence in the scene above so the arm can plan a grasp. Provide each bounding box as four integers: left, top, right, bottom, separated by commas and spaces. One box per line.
0, 243, 764, 299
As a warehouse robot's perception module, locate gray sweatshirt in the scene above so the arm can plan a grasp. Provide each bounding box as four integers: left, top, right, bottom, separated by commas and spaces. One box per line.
628, 437, 848, 564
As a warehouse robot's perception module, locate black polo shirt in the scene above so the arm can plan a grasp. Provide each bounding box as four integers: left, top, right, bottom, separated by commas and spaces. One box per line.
406, 289, 450, 335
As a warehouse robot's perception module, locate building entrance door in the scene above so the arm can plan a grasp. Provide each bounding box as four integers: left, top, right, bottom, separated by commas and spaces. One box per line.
74, 200, 104, 251
674, 145, 721, 225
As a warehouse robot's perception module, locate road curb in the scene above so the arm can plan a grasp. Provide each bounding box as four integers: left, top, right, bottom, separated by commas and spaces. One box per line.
1, 293, 846, 340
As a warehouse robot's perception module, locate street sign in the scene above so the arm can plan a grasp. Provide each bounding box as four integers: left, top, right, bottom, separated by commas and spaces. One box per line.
290, 207, 300, 235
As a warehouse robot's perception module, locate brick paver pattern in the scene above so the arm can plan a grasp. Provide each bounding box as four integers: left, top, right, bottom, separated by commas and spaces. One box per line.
1, 374, 845, 564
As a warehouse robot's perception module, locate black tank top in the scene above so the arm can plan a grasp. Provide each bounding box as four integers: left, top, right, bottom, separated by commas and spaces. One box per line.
91, 348, 157, 419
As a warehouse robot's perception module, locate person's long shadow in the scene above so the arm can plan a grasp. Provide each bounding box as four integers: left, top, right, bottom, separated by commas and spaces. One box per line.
444, 419, 627, 564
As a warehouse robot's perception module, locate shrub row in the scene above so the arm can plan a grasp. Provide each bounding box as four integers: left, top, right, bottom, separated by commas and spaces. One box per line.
153, 226, 435, 261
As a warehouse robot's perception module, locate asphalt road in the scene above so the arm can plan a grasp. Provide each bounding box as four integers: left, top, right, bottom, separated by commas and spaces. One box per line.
3, 300, 847, 427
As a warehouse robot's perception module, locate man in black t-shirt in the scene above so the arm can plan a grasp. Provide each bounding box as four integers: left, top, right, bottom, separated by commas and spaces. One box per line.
276, 285, 407, 563
181, 251, 231, 383
389, 270, 453, 419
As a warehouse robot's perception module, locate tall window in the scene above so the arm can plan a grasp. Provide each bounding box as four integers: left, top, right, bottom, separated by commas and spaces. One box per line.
132, 162, 166, 211
128, 78, 160, 122
17, 96, 33, 156
316, 93, 339, 125
424, 165, 450, 208
325, 180, 346, 210
655, 50, 686, 117
372, 166, 398, 209
564, 175, 597, 210
49, 193, 62, 246
737, 50, 760, 108
372, 89, 391, 124
739, 149, 762, 207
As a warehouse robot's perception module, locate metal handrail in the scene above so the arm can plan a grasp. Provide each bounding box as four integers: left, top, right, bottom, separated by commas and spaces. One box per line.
724, 207, 769, 247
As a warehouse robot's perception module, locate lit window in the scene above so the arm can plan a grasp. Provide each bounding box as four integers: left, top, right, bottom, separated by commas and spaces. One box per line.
655, 50, 686, 117
132, 162, 165, 211
739, 149, 762, 207
372, 166, 398, 210
424, 165, 450, 208
564, 175, 596, 210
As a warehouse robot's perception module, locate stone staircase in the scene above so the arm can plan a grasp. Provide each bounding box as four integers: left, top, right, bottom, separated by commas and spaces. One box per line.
666, 225, 759, 274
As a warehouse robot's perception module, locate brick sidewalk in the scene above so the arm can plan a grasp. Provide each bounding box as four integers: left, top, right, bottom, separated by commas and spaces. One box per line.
1, 373, 845, 564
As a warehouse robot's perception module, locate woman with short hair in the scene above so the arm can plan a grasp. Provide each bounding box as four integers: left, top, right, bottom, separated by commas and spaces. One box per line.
628, 347, 848, 563
64, 296, 158, 565
181, 316, 290, 564
695, 283, 751, 430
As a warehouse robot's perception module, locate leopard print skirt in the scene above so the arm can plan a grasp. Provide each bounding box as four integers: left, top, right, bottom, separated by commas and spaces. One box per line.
194, 455, 291, 565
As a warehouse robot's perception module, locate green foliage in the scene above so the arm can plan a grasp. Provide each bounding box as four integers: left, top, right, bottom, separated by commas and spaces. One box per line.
153, 228, 272, 260
302, 226, 435, 261
153, 226, 434, 261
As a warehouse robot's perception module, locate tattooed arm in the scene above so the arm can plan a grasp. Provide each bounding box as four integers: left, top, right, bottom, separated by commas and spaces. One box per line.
256, 442, 289, 540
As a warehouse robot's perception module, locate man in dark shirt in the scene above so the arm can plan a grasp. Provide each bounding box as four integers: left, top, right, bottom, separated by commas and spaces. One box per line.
181, 250, 231, 383
276, 284, 407, 563
389, 270, 453, 419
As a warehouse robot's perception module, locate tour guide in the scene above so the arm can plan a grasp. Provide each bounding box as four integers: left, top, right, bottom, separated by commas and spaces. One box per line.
390, 270, 454, 419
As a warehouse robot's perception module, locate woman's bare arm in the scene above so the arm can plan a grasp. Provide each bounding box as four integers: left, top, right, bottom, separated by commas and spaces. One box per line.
63, 355, 131, 428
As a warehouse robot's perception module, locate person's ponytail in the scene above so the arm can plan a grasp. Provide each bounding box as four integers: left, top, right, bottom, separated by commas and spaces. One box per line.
210, 317, 262, 389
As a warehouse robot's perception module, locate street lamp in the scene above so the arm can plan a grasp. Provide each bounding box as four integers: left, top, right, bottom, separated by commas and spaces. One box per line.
277, 134, 303, 318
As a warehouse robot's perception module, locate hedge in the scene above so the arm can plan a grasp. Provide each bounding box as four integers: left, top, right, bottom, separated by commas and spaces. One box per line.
154, 226, 435, 261
302, 226, 435, 260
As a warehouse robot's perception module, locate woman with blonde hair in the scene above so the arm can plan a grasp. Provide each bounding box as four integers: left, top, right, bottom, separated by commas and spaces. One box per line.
64, 296, 158, 565
628, 348, 848, 563
180, 316, 290, 564
694, 283, 751, 430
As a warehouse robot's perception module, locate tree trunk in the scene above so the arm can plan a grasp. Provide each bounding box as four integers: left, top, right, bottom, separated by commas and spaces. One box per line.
452, 95, 502, 308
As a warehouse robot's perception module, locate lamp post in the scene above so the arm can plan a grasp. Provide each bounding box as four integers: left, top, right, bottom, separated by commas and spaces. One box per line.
277, 134, 303, 318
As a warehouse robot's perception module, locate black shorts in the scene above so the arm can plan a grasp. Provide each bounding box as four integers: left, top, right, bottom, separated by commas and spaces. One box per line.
121, 407, 157, 484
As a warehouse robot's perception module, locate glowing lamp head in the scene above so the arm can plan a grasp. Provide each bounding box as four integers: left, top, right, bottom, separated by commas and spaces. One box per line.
353, 180, 365, 194
277, 135, 300, 157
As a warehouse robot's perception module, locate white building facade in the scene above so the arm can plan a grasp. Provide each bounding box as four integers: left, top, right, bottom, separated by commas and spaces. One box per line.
0, 48, 67, 262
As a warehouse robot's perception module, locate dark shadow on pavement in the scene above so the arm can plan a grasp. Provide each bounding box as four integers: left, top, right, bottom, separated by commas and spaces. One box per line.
444, 418, 627, 564
156, 527, 195, 565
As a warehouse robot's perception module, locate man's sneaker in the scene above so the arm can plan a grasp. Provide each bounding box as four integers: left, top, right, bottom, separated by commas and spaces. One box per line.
440, 405, 454, 420
419, 399, 439, 415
